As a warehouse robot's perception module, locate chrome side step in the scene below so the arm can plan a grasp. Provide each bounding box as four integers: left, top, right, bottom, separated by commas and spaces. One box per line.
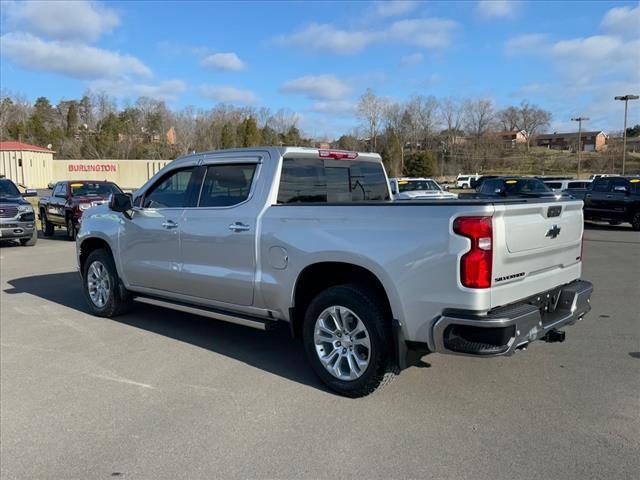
135, 296, 274, 331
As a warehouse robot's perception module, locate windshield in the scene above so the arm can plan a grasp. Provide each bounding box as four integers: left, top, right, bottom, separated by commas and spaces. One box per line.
504, 179, 552, 194
398, 180, 441, 192
0, 179, 21, 197
70, 182, 121, 197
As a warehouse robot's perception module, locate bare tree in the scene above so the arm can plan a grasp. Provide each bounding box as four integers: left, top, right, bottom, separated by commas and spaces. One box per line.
269, 108, 299, 136
384, 101, 410, 174
496, 106, 519, 131
464, 99, 494, 139
406, 94, 439, 148
514, 100, 552, 150
357, 88, 386, 151
439, 96, 464, 150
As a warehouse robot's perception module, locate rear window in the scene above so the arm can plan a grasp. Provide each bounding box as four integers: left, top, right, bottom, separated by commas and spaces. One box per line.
277, 158, 390, 204
545, 182, 563, 189
593, 179, 610, 192
568, 181, 587, 189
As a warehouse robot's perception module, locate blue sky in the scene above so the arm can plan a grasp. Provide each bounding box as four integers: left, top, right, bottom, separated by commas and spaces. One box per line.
1, 0, 639, 138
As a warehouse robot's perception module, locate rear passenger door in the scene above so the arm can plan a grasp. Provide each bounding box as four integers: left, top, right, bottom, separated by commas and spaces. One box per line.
609, 178, 632, 220
178, 160, 260, 306
585, 179, 610, 216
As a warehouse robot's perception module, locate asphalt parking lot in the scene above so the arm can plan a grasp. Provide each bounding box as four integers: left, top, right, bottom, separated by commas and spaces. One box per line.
1, 224, 638, 480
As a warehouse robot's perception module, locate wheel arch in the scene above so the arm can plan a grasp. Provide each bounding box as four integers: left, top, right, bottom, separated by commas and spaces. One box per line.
289, 261, 399, 339
79, 236, 116, 276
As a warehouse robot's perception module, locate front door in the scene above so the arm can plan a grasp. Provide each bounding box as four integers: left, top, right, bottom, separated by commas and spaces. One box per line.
178, 162, 259, 306
119, 167, 200, 293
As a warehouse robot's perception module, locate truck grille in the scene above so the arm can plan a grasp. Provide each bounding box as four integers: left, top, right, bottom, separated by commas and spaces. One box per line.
0, 206, 18, 218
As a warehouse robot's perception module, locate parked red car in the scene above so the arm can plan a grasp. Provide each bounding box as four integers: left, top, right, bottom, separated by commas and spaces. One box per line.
38, 180, 123, 240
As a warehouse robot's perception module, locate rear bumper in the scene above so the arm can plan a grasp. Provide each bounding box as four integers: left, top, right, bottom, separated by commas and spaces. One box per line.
432, 280, 593, 356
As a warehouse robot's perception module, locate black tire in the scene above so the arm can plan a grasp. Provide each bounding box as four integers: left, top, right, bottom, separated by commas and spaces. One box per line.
41, 210, 54, 236
302, 284, 397, 398
66, 216, 77, 241
632, 212, 640, 231
82, 249, 131, 317
19, 229, 38, 246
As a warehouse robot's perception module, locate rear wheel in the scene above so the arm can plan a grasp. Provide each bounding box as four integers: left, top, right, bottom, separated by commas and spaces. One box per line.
41, 210, 54, 236
303, 284, 396, 397
19, 229, 37, 246
82, 249, 131, 317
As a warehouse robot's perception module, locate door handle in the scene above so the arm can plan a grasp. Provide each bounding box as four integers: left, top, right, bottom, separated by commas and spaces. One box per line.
161, 220, 178, 229
228, 222, 250, 232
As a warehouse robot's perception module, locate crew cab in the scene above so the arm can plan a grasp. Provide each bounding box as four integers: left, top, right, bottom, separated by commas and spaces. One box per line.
76, 147, 593, 397
39, 180, 123, 240
571, 176, 640, 230
389, 177, 457, 200
0, 177, 38, 246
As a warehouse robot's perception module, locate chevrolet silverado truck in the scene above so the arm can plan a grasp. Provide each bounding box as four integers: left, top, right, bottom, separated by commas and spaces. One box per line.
569, 176, 640, 230
0, 177, 38, 246
76, 147, 593, 397
39, 180, 123, 240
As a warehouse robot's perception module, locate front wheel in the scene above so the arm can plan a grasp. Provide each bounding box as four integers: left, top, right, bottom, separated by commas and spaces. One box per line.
66, 216, 77, 241
19, 229, 38, 246
82, 249, 131, 317
303, 284, 396, 397
41, 210, 54, 236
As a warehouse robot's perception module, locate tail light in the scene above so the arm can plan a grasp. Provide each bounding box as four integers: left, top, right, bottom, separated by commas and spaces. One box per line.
453, 216, 493, 289
318, 149, 358, 160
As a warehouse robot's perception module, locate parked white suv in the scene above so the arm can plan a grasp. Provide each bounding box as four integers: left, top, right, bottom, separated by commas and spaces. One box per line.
456, 174, 480, 189
389, 177, 457, 200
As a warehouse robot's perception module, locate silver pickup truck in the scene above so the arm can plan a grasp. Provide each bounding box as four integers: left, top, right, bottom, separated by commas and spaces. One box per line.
76, 147, 593, 397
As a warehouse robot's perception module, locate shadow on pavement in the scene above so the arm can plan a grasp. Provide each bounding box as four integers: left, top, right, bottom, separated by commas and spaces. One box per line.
5, 272, 326, 392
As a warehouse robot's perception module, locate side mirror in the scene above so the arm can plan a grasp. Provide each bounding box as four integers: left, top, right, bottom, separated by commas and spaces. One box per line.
109, 193, 132, 216
22, 188, 37, 197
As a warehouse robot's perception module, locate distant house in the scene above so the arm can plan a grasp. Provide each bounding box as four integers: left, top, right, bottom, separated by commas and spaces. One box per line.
534, 131, 608, 152
488, 130, 527, 148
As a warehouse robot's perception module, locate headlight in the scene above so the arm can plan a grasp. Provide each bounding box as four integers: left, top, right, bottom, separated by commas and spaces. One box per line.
79, 203, 92, 210
17, 204, 33, 213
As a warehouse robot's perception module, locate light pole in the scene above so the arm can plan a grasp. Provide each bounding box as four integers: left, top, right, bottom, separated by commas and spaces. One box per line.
571, 117, 589, 178
614, 94, 639, 175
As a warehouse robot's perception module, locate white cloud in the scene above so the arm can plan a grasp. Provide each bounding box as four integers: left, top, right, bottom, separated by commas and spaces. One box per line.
200, 52, 246, 71
400, 52, 423, 66
372, 1, 418, 18
477, 0, 517, 19
274, 23, 374, 54
3, 0, 119, 42
199, 85, 259, 105
0, 33, 152, 80
280, 75, 351, 100
600, 5, 640, 39
311, 100, 357, 116
387, 18, 457, 48
275, 17, 457, 54
504, 33, 549, 55
89, 79, 187, 101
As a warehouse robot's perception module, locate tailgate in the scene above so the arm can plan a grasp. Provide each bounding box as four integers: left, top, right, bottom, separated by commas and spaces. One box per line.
490, 199, 584, 308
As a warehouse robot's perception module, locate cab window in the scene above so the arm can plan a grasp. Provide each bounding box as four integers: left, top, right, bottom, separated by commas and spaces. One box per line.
198, 164, 257, 207
593, 179, 610, 192
143, 168, 197, 208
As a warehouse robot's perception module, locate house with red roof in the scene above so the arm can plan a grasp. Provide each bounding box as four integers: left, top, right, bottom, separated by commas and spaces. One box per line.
1, 141, 55, 188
